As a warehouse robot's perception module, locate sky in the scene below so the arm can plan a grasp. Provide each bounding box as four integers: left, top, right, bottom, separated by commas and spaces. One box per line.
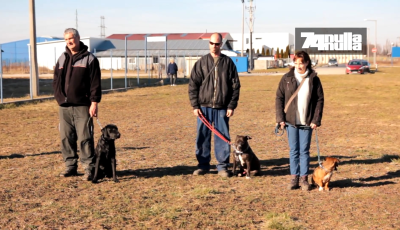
0, 0, 399, 46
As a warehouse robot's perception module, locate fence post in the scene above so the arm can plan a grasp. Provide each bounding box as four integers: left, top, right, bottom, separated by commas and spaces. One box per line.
28, 44, 33, 99
0, 44, 3, 103
110, 49, 113, 90
137, 51, 139, 87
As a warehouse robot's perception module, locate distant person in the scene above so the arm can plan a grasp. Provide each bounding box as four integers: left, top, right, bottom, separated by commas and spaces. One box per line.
188, 33, 241, 178
167, 58, 178, 86
53, 28, 102, 181
275, 50, 324, 191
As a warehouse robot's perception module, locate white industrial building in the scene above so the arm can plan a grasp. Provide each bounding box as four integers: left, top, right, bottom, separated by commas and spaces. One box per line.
230, 32, 294, 55
36, 37, 105, 70
35, 33, 239, 75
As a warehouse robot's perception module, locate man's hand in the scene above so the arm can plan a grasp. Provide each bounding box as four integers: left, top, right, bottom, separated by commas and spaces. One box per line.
89, 102, 98, 117
193, 109, 202, 117
226, 109, 234, 117
310, 123, 317, 129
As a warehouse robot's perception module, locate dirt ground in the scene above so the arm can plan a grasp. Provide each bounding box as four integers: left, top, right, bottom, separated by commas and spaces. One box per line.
0, 68, 399, 229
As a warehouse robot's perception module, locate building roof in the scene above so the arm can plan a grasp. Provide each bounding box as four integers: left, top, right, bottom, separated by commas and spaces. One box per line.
95, 38, 234, 57
107, 33, 232, 41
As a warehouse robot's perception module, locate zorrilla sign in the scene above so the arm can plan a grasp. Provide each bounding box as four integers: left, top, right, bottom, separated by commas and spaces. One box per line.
295, 28, 367, 54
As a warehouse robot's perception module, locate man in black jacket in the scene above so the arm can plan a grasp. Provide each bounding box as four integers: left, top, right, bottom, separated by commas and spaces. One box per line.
53, 28, 102, 181
188, 33, 240, 178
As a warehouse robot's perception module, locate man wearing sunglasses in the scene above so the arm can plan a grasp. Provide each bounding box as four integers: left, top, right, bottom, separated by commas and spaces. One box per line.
189, 33, 241, 178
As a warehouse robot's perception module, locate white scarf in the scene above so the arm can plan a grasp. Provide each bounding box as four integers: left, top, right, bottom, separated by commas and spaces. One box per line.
294, 68, 310, 125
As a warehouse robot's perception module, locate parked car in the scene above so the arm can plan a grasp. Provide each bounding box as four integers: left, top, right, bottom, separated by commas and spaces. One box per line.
346, 59, 371, 74
328, 58, 338, 67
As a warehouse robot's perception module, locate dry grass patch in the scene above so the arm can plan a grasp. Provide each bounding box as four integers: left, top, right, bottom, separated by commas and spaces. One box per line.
0, 68, 400, 229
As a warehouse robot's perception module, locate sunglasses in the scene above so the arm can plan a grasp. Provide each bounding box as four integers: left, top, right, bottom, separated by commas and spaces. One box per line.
209, 41, 221, 46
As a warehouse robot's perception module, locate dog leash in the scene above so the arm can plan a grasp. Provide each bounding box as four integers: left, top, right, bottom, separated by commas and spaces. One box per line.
315, 128, 327, 171
276, 122, 327, 171
274, 123, 285, 136
198, 113, 239, 151
95, 117, 103, 129
198, 113, 231, 144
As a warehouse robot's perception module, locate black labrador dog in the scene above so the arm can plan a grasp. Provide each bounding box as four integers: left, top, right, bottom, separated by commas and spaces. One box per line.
92, 124, 121, 183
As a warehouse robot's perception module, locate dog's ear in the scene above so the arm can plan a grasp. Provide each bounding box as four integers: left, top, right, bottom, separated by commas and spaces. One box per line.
101, 126, 109, 138
246, 136, 252, 140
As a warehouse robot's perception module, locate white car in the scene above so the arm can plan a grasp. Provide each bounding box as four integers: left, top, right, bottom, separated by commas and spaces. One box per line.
328, 58, 338, 67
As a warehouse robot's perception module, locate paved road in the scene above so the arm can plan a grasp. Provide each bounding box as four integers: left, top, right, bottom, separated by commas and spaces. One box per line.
314, 63, 346, 75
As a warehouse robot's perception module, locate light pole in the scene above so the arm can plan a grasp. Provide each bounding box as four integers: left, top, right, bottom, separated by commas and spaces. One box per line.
241, 0, 244, 57
364, 19, 377, 69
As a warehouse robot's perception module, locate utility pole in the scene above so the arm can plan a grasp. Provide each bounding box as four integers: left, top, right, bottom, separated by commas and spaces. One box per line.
100, 16, 106, 38
29, 0, 39, 97
76, 9, 78, 30
246, 0, 255, 71
241, 0, 244, 57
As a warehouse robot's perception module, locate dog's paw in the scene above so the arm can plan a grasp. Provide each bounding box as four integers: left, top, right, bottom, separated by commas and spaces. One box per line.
246, 176, 251, 179
92, 180, 99, 184
113, 178, 119, 183
318, 187, 323, 191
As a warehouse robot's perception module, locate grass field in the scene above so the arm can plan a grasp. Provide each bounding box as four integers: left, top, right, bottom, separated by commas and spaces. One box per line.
0, 68, 399, 229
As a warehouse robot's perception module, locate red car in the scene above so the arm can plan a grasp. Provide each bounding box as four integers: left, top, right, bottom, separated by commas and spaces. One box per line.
346, 59, 371, 74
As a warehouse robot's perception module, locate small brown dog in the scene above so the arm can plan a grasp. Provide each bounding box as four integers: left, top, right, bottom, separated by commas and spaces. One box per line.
231, 135, 261, 179
311, 157, 340, 191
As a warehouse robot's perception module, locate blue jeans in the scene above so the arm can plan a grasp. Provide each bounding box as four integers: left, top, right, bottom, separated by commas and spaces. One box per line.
195, 107, 230, 171
286, 125, 313, 176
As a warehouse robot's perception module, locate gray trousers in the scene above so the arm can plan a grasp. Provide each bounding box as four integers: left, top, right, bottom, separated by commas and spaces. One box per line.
59, 106, 94, 171
169, 73, 177, 85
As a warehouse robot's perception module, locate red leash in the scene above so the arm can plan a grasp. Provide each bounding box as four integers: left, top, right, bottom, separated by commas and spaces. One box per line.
198, 113, 232, 145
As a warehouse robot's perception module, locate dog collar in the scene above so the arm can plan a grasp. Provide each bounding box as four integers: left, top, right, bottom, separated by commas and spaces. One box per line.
233, 145, 249, 155
319, 163, 330, 173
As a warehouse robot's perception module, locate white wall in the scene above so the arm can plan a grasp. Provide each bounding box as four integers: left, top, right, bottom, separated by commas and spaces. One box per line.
230, 32, 294, 55
36, 37, 105, 70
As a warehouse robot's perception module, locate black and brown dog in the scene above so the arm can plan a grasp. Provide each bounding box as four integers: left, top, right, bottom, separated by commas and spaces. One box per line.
231, 135, 261, 179
92, 124, 121, 183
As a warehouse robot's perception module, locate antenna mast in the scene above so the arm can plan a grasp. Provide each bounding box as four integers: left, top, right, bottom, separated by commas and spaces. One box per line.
100, 16, 106, 38
246, 0, 256, 70
75, 9, 78, 30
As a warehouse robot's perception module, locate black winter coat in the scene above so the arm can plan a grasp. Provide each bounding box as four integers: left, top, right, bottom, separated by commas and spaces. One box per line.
275, 68, 324, 126
53, 42, 101, 106
188, 53, 240, 110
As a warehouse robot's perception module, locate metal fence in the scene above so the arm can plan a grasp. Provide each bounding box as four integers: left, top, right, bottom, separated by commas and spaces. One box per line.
0, 47, 203, 104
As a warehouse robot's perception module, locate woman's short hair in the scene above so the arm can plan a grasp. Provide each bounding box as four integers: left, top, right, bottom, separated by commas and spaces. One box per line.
64, 28, 80, 38
293, 51, 312, 70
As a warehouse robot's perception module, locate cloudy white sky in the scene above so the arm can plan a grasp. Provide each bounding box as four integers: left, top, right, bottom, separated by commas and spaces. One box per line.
1, 0, 399, 45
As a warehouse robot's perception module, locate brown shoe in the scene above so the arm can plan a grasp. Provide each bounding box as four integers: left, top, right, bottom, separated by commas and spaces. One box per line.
60, 168, 77, 177
193, 169, 209, 176
300, 175, 311, 191
218, 170, 232, 178
287, 175, 299, 190
82, 169, 93, 181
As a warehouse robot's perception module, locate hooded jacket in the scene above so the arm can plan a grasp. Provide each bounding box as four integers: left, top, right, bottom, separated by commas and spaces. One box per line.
188, 53, 240, 110
53, 41, 101, 106
275, 68, 324, 126
167, 62, 178, 75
